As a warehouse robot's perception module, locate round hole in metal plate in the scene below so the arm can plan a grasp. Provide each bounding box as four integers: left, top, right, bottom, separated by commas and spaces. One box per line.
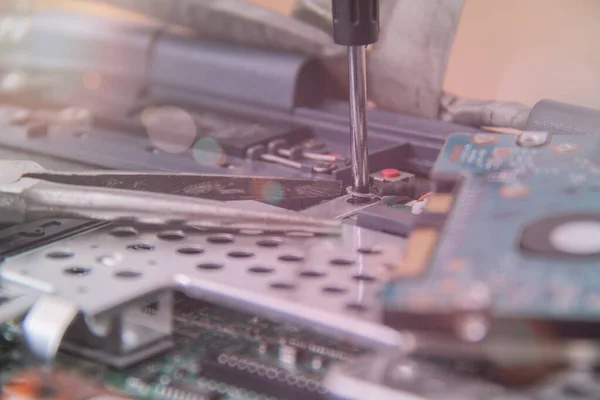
228, 250, 254, 259
357, 247, 382, 255
330, 258, 355, 266
177, 247, 205, 255
346, 303, 368, 312
278, 254, 304, 262
257, 238, 283, 248
157, 230, 185, 241
109, 226, 139, 237
299, 270, 326, 278
197, 263, 224, 270
127, 243, 155, 251
114, 270, 142, 279
248, 266, 275, 274
207, 234, 235, 244
46, 251, 74, 259
270, 282, 296, 290
353, 274, 377, 282
322, 286, 347, 294
64, 266, 92, 276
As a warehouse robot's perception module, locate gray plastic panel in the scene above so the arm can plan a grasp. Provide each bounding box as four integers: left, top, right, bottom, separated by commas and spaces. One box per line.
527, 99, 600, 136
150, 35, 326, 110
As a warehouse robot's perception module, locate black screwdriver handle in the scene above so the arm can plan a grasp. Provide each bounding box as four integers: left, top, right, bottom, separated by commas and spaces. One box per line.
332, 0, 380, 46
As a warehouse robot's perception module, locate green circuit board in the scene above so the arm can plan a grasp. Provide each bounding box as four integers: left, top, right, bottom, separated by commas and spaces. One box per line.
383, 132, 600, 334
0, 292, 365, 400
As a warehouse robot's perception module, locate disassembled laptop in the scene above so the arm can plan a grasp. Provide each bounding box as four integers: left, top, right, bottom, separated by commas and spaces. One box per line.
1, 2, 600, 400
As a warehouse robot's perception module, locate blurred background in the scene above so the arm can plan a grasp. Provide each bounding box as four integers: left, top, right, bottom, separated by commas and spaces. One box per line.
32, 0, 600, 110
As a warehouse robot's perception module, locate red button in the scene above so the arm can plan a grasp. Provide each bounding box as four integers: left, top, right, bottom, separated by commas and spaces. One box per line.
380, 168, 400, 178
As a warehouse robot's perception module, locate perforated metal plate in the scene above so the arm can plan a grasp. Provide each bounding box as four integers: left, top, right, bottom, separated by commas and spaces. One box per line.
1, 222, 405, 348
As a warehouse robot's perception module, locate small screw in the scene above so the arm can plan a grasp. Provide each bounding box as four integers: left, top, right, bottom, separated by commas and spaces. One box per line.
518, 131, 549, 147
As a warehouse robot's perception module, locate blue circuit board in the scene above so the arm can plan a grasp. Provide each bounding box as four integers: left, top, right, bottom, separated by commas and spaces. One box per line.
383, 132, 600, 325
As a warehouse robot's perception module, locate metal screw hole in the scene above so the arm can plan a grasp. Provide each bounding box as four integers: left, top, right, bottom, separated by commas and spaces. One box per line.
177, 247, 205, 255
109, 226, 139, 237
322, 286, 347, 294
248, 266, 275, 274
114, 270, 142, 279
257, 238, 283, 248
207, 234, 235, 244
197, 263, 224, 270
127, 243, 155, 251
278, 254, 304, 262
270, 282, 296, 290
330, 258, 355, 266
46, 251, 74, 259
228, 251, 254, 258
64, 267, 91, 276
299, 270, 326, 278
157, 230, 185, 241
353, 274, 376, 282
357, 247, 382, 255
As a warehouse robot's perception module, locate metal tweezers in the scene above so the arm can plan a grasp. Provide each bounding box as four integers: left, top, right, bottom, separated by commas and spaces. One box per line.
0, 160, 342, 235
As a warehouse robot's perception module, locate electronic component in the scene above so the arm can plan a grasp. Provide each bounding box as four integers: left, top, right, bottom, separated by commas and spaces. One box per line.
384, 132, 600, 339
371, 169, 415, 184
184, 111, 313, 159
1, 368, 133, 400
201, 353, 327, 400
278, 342, 298, 366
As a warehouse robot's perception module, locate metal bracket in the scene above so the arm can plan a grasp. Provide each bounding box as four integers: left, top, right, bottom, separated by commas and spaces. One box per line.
2, 210, 405, 365
22, 290, 174, 367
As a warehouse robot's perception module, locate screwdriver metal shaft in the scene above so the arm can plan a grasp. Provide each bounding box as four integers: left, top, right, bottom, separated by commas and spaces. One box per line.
348, 45, 370, 194
331, 0, 380, 197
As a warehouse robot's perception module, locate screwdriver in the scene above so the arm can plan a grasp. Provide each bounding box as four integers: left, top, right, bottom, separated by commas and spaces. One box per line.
332, 0, 380, 196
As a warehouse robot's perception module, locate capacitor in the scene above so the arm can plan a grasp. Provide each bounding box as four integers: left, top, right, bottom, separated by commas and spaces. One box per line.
278, 344, 297, 366
311, 355, 324, 370
257, 342, 269, 355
